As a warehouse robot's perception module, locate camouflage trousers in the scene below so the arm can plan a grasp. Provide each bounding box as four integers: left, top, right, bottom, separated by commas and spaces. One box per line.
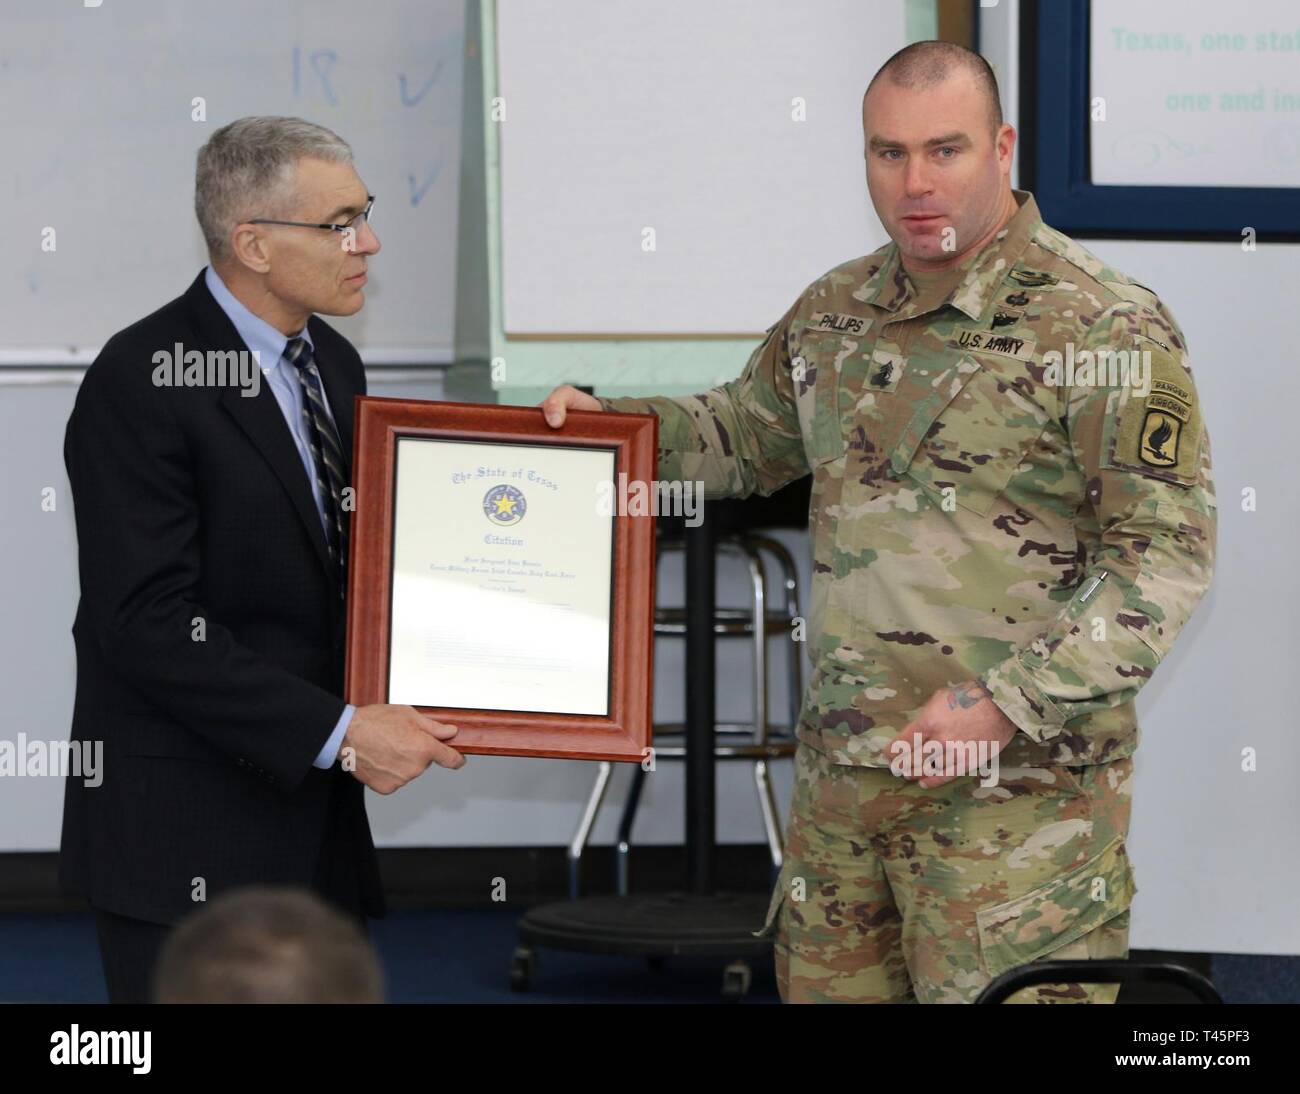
760, 740, 1136, 1004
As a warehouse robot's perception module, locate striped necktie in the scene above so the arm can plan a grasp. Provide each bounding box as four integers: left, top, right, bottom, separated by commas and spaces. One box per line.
284, 336, 348, 600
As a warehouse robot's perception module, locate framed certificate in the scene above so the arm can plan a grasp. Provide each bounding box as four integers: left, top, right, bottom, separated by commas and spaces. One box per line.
344, 397, 657, 761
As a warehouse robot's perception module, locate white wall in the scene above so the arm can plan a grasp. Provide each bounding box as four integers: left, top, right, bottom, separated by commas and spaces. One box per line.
986, 0, 1300, 956
1082, 241, 1299, 955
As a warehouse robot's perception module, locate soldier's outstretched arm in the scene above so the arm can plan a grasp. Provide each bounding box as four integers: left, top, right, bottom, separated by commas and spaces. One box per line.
541, 297, 808, 499
979, 303, 1217, 743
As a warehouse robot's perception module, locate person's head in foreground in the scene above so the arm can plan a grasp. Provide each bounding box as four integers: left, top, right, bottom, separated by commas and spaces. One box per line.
153, 886, 384, 1004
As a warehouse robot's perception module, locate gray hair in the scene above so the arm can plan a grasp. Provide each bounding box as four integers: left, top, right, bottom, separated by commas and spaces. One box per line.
195, 116, 352, 262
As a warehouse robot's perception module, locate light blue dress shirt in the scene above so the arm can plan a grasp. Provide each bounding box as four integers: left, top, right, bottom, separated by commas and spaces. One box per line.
203, 265, 354, 770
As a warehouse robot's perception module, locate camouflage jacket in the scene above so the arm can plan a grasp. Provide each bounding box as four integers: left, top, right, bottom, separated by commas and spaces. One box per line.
603, 190, 1215, 768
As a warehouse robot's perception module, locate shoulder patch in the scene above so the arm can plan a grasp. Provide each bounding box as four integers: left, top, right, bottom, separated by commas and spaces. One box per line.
1107, 344, 1203, 485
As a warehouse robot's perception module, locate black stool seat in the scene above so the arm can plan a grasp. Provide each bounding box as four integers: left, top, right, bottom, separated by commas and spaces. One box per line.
518, 893, 773, 958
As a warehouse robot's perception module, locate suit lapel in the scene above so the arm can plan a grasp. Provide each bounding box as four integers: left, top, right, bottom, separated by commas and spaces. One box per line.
184, 273, 338, 582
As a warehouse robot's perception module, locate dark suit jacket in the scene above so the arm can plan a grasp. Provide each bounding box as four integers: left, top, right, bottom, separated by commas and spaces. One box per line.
60, 270, 383, 924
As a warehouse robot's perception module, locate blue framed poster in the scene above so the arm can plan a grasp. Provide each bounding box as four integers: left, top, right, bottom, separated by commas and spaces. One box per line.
1023, 0, 1299, 240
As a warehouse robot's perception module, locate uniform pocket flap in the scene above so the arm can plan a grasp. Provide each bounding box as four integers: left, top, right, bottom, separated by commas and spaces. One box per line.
891, 359, 1052, 517
888, 355, 985, 475
794, 330, 854, 467
976, 833, 1137, 980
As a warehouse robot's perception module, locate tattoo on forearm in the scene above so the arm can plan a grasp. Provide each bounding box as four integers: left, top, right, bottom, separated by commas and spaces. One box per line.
948, 680, 994, 711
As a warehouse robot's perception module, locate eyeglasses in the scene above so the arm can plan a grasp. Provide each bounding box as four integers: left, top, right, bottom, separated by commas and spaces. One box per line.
247, 195, 375, 235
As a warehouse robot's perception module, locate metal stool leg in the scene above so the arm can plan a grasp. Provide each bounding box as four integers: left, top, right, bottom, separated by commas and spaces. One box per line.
614, 763, 648, 896
567, 761, 612, 900
739, 535, 797, 877
772, 537, 804, 729
746, 534, 804, 729
733, 537, 787, 872
586, 532, 798, 897
725, 540, 769, 745
753, 758, 784, 872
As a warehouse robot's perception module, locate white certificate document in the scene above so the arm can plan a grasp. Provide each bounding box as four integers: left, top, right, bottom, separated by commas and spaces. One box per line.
387, 437, 616, 715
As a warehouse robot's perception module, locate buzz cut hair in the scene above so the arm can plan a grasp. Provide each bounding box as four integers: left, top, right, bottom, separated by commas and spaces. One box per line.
153, 886, 383, 1004
864, 40, 1003, 135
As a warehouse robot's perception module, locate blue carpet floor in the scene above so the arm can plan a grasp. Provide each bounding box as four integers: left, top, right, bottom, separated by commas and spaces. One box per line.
0, 908, 780, 1004
0, 909, 1294, 1003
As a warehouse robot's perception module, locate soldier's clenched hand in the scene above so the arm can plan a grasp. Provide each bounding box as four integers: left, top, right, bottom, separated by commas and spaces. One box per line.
885, 681, 1019, 789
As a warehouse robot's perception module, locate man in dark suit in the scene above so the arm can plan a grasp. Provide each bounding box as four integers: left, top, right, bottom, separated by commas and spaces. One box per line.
61, 116, 464, 1003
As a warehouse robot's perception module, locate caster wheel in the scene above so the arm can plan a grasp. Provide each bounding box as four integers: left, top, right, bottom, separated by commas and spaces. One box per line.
510, 946, 536, 992
721, 960, 752, 1002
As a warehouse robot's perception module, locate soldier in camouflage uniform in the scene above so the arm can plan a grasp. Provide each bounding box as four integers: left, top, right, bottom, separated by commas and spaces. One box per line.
542, 42, 1214, 1003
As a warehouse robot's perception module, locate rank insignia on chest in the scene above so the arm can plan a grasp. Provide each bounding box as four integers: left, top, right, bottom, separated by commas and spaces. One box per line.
1008, 269, 1060, 288
865, 347, 905, 393
808, 311, 871, 337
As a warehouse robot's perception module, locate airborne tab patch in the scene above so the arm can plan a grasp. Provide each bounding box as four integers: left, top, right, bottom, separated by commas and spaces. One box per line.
808, 312, 871, 337
1146, 393, 1190, 422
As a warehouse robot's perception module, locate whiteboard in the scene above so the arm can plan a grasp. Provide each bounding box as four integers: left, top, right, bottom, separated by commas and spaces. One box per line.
497, 0, 905, 335
1, 0, 465, 362
1091, 0, 1300, 188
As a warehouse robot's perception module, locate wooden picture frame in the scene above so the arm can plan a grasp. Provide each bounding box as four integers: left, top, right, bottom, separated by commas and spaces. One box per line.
344, 397, 657, 761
